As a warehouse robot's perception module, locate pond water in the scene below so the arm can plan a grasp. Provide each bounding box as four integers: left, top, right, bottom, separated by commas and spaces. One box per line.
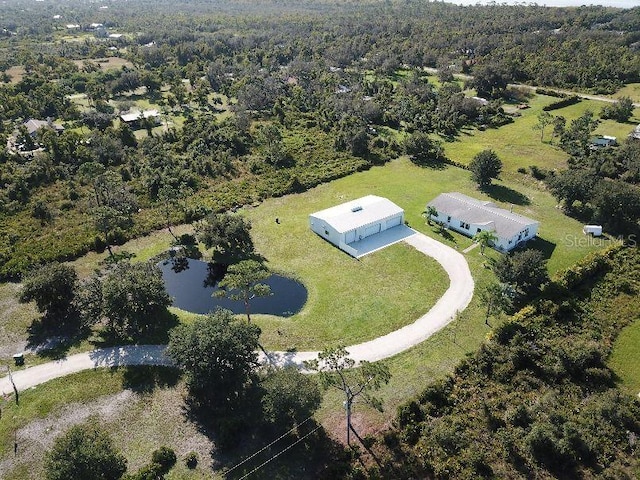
158, 258, 307, 316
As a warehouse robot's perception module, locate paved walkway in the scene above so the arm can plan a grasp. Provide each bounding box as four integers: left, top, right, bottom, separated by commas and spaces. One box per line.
0, 232, 474, 395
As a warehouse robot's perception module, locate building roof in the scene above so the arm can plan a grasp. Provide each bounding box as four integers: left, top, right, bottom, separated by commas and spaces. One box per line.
120, 109, 159, 122
428, 192, 538, 239
311, 195, 403, 234
24, 119, 64, 135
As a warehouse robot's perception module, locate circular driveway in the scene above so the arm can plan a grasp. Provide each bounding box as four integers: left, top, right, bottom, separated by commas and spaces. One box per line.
0, 231, 474, 395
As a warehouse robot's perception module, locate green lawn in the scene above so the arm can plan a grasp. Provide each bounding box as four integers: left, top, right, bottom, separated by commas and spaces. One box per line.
441, 95, 640, 179
609, 318, 640, 397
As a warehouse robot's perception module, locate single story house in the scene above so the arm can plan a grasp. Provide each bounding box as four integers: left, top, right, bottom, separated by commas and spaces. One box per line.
24, 119, 64, 137
309, 195, 404, 256
427, 192, 539, 252
120, 109, 160, 128
590, 135, 617, 149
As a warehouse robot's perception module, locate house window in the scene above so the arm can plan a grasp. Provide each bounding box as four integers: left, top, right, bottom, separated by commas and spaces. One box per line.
447, 216, 451, 222
477, 228, 481, 233
324, 230, 329, 235
459, 220, 465, 228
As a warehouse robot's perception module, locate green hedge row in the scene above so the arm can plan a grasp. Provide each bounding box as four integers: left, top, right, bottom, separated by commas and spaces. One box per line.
542, 96, 581, 112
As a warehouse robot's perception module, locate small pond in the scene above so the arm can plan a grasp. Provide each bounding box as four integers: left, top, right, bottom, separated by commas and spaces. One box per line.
158, 258, 307, 316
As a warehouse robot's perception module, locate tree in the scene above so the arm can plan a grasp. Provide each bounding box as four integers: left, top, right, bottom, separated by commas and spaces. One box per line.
45, 420, 127, 480
469, 149, 502, 188
560, 111, 599, 157
254, 124, 288, 167
216, 259, 271, 324
260, 366, 322, 428
166, 309, 261, 407
601, 96, 634, 123
534, 111, 554, 142
305, 346, 391, 445
404, 132, 445, 166
593, 180, 640, 235
196, 212, 254, 264
157, 183, 190, 241
422, 205, 439, 226
493, 249, 549, 302
99, 262, 171, 338
480, 281, 512, 324
79, 165, 138, 257
471, 62, 510, 98
474, 229, 498, 255
546, 168, 597, 212
551, 115, 566, 144
19, 262, 78, 328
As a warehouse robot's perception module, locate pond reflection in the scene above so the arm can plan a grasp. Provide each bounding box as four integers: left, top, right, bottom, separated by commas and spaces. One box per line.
158, 258, 307, 316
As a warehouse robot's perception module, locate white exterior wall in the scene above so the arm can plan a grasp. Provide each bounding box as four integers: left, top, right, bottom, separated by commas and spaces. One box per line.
310, 211, 404, 255
309, 216, 342, 247
432, 211, 538, 252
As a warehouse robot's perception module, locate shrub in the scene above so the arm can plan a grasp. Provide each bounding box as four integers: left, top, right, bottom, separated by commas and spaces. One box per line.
529, 165, 546, 180
184, 451, 198, 469
151, 446, 177, 473
543, 96, 580, 112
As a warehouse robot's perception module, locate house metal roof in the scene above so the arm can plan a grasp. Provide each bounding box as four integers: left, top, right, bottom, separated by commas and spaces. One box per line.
310, 195, 403, 233
120, 109, 159, 122
428, 192, 538, 239
24, 119, 64, 135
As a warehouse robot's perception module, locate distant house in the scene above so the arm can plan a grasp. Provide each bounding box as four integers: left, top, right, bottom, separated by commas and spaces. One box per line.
120, 109, 160, 129
427, 192, 539, 252
590, 135, 617, 149
23, 119, 64, 137
309, 195, 404, 257
630, 125, 640, 141
471, 96, 489, 106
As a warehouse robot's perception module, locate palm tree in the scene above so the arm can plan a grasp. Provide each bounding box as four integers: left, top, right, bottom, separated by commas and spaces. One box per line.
474, 230, 498, 255
422, 206, 439, 226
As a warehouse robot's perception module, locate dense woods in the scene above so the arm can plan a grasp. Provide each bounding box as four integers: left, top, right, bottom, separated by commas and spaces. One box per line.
365, 246, 640, 478
0, 0, 639, 278
0, 1, 639, 478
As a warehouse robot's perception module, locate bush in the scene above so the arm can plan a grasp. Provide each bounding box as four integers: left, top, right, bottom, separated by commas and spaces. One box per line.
529, 165, 547, 180
151, 446, 177, 473
543, 96, 580, 111
184, 452, 198, 469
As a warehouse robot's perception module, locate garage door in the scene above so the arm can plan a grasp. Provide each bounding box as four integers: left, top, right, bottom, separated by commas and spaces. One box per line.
386, 216, 402, 229
345, 230, 356, 244
364, 223, 381, 238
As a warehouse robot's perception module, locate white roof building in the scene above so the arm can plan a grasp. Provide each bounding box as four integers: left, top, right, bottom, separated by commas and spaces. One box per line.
120, 109, 160, 123
309, 195, 404, 257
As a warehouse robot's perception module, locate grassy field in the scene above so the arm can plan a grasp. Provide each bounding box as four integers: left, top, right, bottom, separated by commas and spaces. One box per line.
609, 318, 640, 397
609, 82, 640, 103
441, 95, 640, 177
0, 152, 620, 480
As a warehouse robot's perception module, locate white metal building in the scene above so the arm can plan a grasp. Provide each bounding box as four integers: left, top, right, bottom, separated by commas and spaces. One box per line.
309, 195, 404, 256
427, 192, 539, 252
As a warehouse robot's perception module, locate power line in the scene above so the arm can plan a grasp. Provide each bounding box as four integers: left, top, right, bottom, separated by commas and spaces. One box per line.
225, 416, 314, 475
237, 424, 323, 480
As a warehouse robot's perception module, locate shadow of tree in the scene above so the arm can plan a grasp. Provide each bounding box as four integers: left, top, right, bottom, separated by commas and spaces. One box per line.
482, 183, 531, 206
178, 383, 354, 479
121, 365, 181, 394
432, 226, 457, 243
521, 236, 557, 261
26, 317, 91, 361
